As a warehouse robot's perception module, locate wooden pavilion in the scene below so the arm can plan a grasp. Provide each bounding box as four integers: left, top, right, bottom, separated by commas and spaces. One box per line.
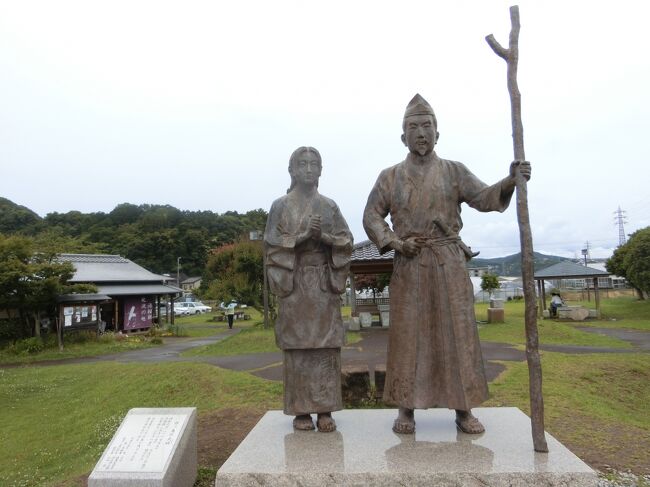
534, 261, 610, 318
349, 240, 393, 316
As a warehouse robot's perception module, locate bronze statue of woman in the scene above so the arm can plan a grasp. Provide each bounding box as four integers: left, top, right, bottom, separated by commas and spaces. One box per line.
264, 146, 353, 432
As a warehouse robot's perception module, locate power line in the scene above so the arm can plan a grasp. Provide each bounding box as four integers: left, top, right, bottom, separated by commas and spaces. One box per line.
614, 206, 628, 246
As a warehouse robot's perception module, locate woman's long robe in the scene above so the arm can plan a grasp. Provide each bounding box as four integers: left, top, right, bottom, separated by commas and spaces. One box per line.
363, 152, 514, 410
265, 190, 353, 414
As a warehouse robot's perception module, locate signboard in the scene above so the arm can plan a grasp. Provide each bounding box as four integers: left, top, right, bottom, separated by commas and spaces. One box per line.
123, 297, 153, 330
62, 304, 98, 327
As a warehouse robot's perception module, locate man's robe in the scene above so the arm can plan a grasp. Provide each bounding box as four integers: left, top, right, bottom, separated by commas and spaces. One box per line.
363, 152, 514, 410
265, 190, 353, 414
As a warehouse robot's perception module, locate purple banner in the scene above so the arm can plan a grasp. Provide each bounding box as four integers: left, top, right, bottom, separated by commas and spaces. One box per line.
123, 297, 154, 330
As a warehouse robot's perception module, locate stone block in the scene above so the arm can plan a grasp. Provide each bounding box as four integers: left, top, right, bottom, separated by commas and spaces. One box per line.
588, 309, 599, 318
490, 299, 504, 309
341, 365, 371, 407
89, 407, 197, 487
379, 310, 390, 327
348, 317, 360, 331
215, 408, 597, 486
558, 306, 589, 321
542, 309, 550, 318
359, 312, 372, 328
487, 307, 505, 323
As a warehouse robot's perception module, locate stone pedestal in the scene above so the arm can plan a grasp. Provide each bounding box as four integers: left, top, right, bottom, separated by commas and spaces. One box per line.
215, 408, 596, 486
487, 308, 505, 323
89, 407, 197, 487
359, 312, 372, 328
377, 304, 390, 327
348, 317, 361, 331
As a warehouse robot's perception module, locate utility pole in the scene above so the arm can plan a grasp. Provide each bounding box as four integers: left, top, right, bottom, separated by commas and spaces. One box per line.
177, 257, 182, 290
614, 206, 628, 247
582, 242, 590, 301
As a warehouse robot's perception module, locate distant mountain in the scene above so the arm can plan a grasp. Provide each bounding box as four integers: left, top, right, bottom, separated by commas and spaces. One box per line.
0, 197, 42, 234
468, 251, 569, 277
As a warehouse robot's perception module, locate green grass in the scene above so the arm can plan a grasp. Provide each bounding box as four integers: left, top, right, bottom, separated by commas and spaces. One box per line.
0, 333, 159, 365
0, 362, 282, 487
485, 352, 650, 472
183, 322, 363, 357
170, 308, 261, 337
585, 297, 650, 331
476, 301, 631, 348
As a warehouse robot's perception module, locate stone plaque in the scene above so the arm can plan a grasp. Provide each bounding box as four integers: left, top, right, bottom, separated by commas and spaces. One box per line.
89, 407, 197, 487
98, 414, 183, 472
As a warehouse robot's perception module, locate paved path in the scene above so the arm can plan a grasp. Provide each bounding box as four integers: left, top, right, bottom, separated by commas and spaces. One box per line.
5, 326, 649, 385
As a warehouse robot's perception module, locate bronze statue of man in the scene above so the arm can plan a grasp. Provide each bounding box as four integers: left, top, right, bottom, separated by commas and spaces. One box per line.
264, 146, 353, 432
363, 94, 530, 434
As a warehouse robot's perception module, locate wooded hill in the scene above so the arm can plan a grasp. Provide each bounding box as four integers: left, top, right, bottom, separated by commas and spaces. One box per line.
469, 251, 568, 277
0, 197, 267, 277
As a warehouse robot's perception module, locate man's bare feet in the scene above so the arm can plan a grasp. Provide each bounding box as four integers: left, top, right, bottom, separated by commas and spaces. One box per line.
316, 412, 336, 432
293, 414, 315, 430
392, 407, 415, 434
455, 409, 485, 434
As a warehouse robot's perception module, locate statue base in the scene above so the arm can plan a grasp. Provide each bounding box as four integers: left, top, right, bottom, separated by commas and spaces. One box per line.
215, 407, 596, 486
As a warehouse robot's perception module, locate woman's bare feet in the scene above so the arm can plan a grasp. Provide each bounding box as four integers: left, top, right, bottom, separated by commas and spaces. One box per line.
455, 409, 485, 434
392, 407, 415, 434
316, 412, 336, 432
293, 414, 315, 430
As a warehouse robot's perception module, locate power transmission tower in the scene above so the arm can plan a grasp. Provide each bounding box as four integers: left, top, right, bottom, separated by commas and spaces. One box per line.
614, 206, 628, 246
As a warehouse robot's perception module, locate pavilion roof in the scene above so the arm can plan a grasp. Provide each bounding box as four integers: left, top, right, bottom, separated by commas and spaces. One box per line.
534, 260, 609, 279
351, 240, 394, 261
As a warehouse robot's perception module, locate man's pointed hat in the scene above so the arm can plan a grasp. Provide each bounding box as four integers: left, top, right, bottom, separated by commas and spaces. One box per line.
404, 93, 435, 118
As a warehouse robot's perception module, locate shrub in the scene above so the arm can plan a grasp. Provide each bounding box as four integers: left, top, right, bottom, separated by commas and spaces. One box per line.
14, 337, 45, 354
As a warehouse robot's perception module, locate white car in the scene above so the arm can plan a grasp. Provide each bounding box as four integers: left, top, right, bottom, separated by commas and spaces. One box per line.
173, 306, 190, 317
176, 302, 212, 315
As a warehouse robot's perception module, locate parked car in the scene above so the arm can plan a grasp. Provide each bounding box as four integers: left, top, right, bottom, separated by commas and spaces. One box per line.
173, 306, 190, 317
176, 302, 212, 315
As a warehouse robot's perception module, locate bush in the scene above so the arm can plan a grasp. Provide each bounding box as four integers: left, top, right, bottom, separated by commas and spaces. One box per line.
13, 337, 45, 354
150, 337, 163, 345
166, 324, 188, 337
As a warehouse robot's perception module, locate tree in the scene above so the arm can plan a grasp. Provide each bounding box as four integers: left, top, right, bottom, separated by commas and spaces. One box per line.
480, 273, 500, 297
607, 227, 650, 299
355, 273, 391, 298
0, 234, 96, 340
203, 240, 264, 306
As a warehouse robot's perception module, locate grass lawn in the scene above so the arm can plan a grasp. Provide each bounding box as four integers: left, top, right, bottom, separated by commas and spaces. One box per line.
0, 333, 159, 366
170, 309, 259, 337
485, 352, 650, 473
0, 362, 282, 487
476, 301, 631, 348
183, 322, 363, 358
583, 296, 650, 331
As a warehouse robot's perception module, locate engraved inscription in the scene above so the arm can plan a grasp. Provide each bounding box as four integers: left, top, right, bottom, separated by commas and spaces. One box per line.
97, 414, 185, 473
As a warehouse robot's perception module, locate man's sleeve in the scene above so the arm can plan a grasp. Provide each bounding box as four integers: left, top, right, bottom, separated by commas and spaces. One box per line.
363, 169, 398, 254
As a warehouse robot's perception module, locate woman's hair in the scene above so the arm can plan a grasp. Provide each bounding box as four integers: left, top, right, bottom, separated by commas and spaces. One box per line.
287, 146, 322, 193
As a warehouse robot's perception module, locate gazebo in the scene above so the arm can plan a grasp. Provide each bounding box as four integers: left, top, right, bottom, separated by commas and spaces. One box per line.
349, 240, 393, 316
534, 261, 610, 318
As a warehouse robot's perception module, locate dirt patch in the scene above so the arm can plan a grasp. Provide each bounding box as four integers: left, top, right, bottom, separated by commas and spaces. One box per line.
197, 407, 267, 470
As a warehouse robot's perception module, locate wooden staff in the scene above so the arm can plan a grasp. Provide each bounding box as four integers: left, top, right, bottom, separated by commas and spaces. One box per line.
486, 5, 548, 453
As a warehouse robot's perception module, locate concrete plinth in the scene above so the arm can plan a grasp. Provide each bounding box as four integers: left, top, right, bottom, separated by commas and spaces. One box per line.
89, 407, 197, 487
215, 408, 596, 486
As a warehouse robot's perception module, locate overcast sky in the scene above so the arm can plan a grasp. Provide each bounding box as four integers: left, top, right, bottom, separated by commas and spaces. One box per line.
1, 0, 648, 259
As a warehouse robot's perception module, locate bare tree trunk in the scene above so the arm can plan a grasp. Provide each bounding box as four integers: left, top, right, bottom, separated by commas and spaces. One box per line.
486, 5, 548, 453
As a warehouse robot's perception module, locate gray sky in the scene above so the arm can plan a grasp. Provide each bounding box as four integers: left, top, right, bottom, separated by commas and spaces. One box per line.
1, 0, 648, 258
